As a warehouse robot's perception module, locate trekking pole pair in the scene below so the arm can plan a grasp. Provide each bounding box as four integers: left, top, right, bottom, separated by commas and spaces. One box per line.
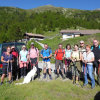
6, 60, 13, 84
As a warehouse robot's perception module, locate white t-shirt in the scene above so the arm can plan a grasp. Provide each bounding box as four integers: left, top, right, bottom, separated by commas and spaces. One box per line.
83, 52, 94, 65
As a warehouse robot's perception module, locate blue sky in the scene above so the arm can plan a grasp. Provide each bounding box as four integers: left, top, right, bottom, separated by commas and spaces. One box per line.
0, 0, 100, 10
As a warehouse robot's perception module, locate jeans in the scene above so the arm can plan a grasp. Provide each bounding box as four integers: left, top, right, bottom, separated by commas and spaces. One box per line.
83, 63, 95, 87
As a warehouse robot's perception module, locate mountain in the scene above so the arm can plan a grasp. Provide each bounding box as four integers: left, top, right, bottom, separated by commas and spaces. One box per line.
0, 5, 100, 43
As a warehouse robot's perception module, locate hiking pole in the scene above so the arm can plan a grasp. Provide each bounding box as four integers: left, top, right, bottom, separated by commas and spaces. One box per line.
10, 61, 13, 82
84, 63, 87, 75
6, 60, 9, 84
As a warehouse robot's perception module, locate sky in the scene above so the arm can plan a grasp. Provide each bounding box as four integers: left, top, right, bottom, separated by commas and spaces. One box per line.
0, 0, 100, 10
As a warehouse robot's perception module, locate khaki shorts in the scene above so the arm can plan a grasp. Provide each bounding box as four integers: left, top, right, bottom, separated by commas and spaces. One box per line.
55, 60, 63, 69
43, 61, 51, 69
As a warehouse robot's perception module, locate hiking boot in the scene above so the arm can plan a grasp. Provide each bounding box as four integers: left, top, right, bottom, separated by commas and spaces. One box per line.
43, 74, 46, 79
0, 82, 3, 85
91, 85, 95, 89
62, 75, 66, 80
55, 74, 59, 79
8, 80, 12, 84
76, 81, 79, 85
83, 83, 88, 87
49, 75, 52, 80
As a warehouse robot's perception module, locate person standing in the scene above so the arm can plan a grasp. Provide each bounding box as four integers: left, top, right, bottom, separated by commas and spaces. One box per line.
71, 44, 82, 84
64, 44, 72, 77
19, 45, 28, 78
0, 47, 13, 85
41, 44, 52, 80
54, 43, 65, 79
28, 42, 40, 78
82, 45, 95, 89
91, 39, 100, 85
11, 46, 18, 80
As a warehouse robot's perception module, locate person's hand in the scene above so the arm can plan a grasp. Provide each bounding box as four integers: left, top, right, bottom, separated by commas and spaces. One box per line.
6, 60, 9, 63
84, 60, 88, 64
98, 59, 100, 62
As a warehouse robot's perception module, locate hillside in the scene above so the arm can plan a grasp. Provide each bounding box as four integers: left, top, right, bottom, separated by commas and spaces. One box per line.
0, 5, 100, 43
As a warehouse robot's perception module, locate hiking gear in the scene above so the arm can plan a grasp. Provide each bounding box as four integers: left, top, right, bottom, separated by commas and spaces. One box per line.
91, 85, 95, 89
55, 74, 59, 79
49, 75, 52, 80
41, 48, 51, 55
55, 49, 65, 60
91, 45, 100, 50
8, 80, 12, 84
0, 82, 3, 85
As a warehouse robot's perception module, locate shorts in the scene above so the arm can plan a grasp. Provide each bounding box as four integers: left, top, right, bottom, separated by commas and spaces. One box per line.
19, 61, 27, 68
71, 61, 80, 77
43, 61, 51, 69
2, 65, 11, 74
55, 60, 63, 69
65, 59, 71, 66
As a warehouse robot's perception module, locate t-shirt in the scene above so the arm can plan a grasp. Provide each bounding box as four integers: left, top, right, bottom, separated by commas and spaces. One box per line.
41, 49, 52, 62
12, 51, 18, 58
19, 50, 28, 62
55, 49, 65, 60
71, 51, 80, 61
65, 49, 72, 58
2, 52, 13, 66
92, 46, 100, 61
83, 52, 94, 65
28, 48, 39, 59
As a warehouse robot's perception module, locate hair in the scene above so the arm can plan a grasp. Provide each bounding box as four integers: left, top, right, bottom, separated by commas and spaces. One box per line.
59, 43, 62, 46
66, 44, 71, 49
44, 44, 48, 46
74, 44, 79, 47
7, 46, 11, 49
86, 45, 91, 49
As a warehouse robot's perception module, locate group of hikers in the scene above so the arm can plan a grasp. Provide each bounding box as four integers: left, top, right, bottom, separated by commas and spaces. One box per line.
0, 39, 100, 89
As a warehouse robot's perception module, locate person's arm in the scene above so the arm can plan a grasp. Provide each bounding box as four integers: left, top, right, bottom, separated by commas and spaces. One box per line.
1, 56, 7, 63
54, 50, 57, 59
37, 49, 39, 63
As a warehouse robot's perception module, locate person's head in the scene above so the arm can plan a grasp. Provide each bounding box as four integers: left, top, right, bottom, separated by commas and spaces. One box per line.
31, 42, 34, 48
86, 45, 91, 52
74, 44, 79, 51
44, 44, 48, 50
93, 40, 99, 47
11, 46, 15, 51
58, 43, 62, 49
66, 44, 71, 50
22, 45, 26, 50
80, 40, 84, 47
7, 47, 11, 53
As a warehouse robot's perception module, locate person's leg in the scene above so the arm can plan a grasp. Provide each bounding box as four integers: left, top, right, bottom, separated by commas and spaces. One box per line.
23, 67, 27, 77
55, 60, 60, 78
43, 61, 46, 79
47, 62, 52, 80
64, 59, 67, 74
88, 64, 95, 88
8, 72, 12, 81
1, 74, 5, 83
60, 60, 65, 79
20, 67, 24, 78
83, 64, 88, 85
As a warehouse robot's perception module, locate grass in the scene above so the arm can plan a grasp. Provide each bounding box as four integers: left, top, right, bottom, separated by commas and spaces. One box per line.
0, 78, 100, 100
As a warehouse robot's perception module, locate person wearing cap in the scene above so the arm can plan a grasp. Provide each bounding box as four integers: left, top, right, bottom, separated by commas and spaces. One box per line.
79, 40, 86, 74
28, 42, 40, 78
19, 45, 28, 78
11, 46, 18, 80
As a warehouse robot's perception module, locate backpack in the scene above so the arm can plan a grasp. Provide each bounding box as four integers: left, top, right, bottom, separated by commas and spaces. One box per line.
29, 47, 38, 55
41, 48, 51, 55
56, 49, 64, 57
91, 45, 100, 50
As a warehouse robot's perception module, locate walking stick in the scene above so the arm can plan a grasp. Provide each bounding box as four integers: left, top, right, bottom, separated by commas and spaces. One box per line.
98, 63, 100, 75
6, 60, 9, 84
84, 63, 87, 75
10, 61, 13, 82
